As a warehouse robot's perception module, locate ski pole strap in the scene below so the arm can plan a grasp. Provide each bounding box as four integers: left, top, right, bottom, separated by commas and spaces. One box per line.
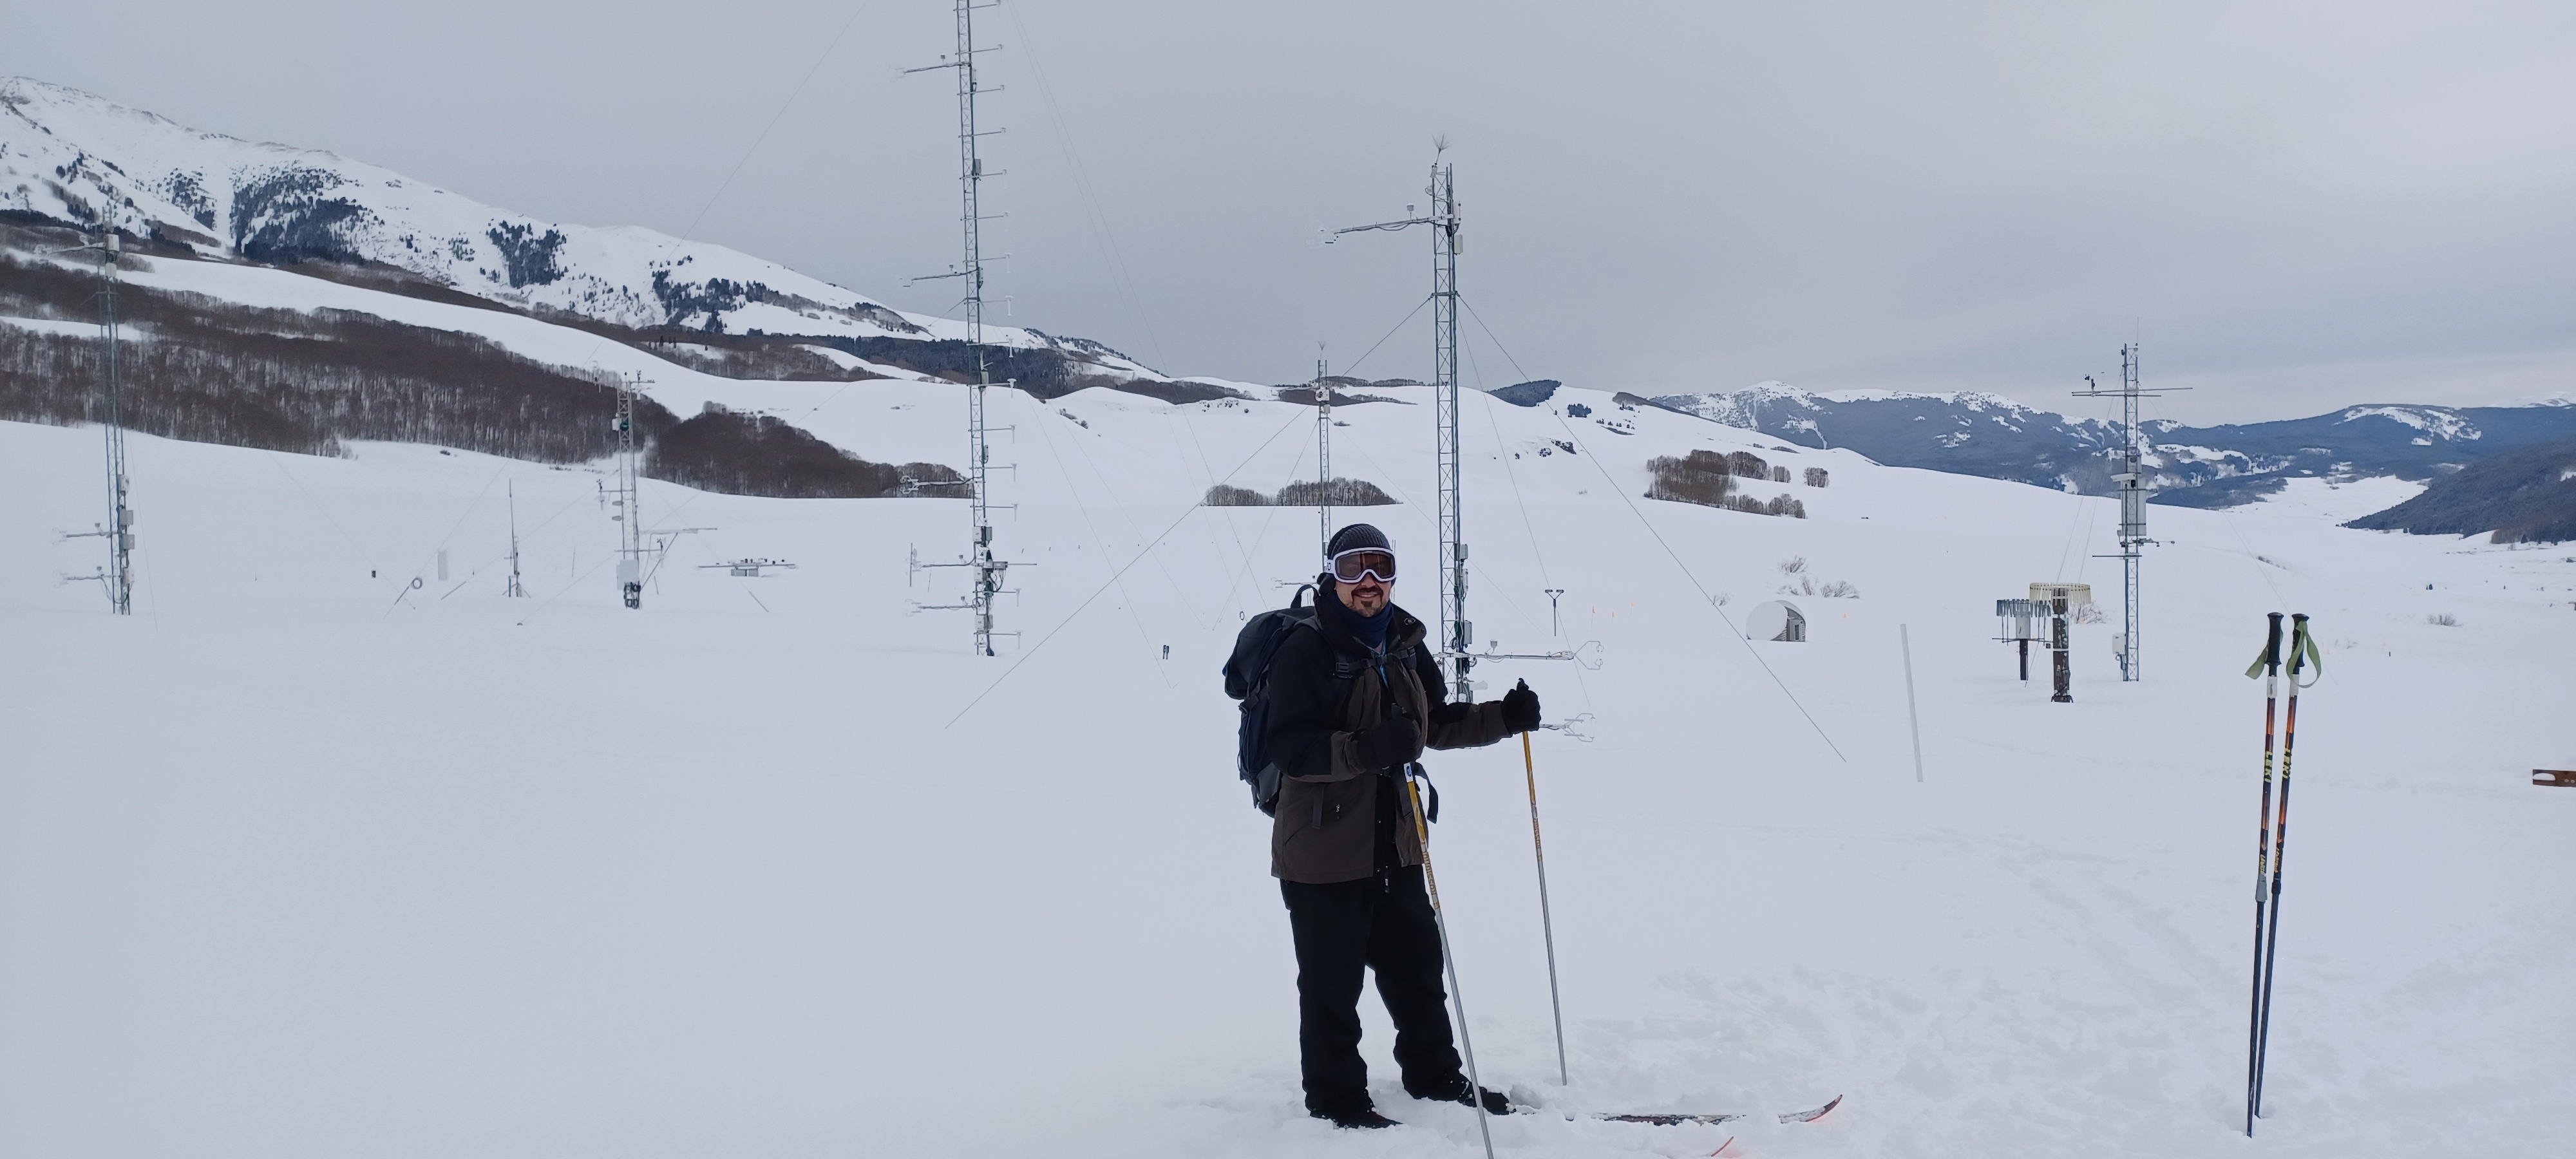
1409, 762, 1440, 825
2243, 638, 2273, 680
2287, 617, 2323, 686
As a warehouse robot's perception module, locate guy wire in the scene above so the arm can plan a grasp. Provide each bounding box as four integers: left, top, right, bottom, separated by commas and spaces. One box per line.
1462, 296, 1844, 761
382, 462, 511, 617
569, 3, 875, 373
1466, 332, 1593, 705
1048, 402, 1215, 630
1027, 394, 1189, 677
1212, 438, 1309, 617
1003, 1, 1168, 372
265, 451, 388, 584
1459, 337, 1566, 648
1341, 296, 1432, 379
948, 405, 1312, 726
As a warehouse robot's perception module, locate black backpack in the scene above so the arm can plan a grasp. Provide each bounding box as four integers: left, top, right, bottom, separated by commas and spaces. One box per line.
1223, 586, 1359, 816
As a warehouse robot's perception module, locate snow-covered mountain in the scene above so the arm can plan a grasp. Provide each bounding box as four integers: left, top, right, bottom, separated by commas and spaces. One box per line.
1634, 381, 2576, 507
15, 73, 2573, 523
0, 77, 1155, 377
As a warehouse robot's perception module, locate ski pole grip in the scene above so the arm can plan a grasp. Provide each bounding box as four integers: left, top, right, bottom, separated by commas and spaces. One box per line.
2248, 612, 2286, 679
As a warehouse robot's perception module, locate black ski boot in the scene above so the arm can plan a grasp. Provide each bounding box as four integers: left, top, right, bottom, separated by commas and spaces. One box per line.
1411, 1075, 1512, 1115
1311, 1095, 1400, 1129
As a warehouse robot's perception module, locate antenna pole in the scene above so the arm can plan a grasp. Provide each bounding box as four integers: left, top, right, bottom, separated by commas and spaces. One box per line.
1431, 158, 1470, 695
614, 372, 645, 609
93, 225, 134, 616
1316, 353, 1331, 560
908, 0, 1014, 655
1325, 147, 1468, 690
2074, 343, 2181, 681
2117, 343, 2143, 681
506, 480, 526, 598
960, 0, 1000, 657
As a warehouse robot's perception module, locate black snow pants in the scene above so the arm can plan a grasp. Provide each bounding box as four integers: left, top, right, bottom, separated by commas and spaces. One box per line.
1280, 865, 1464, 1114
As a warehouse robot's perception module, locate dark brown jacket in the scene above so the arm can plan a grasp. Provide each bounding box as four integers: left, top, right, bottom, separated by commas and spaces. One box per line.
1264, 589, 1511, 883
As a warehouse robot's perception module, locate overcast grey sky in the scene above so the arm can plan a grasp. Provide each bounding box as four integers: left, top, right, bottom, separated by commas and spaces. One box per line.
11, 1, 2572, 422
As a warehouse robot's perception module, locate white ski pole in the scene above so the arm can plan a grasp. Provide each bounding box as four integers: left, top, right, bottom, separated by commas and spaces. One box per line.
1408, 764, 1497, 1159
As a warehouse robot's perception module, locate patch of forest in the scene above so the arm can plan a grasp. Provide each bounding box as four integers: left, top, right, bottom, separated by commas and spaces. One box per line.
1203, 478, 1398, 507
2345, 439, 2576, 544
1642, 449, 1814, 518
0, 252, 953, 499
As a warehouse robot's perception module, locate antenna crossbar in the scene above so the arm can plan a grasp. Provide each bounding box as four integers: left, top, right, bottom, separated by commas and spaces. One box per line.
1325, 214, 1435, 241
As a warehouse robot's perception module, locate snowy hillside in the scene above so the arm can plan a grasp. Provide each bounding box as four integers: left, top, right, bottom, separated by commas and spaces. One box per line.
5, 66, 2572, 1159
18, 72, 2576, 522
1642, 381, 2576, 510
6, 367, 2571, 1158
2347, 437, 2576, 544
0, 77, 1153, 377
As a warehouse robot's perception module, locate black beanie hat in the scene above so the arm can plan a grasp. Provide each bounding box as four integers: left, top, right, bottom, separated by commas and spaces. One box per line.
1326, 523, 1393, 559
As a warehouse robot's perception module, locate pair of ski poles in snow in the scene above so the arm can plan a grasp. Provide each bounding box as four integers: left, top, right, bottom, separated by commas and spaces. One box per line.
1401, 679, 1569, 1159
2245, 612, 2322, 1136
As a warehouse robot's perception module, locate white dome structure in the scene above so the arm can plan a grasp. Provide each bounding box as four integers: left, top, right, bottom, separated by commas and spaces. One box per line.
1746, 599, 1808, 642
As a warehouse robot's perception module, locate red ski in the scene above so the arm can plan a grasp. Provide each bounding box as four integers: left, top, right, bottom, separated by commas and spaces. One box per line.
1598, 1094, 1842, 1127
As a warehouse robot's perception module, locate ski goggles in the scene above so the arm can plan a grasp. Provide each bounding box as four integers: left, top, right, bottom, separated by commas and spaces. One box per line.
1329, 549, 1397, 584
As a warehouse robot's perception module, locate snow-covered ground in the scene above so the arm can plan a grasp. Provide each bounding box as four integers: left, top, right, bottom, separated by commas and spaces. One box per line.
4, 368, 2572, 1158
2240, 475, 2426, 525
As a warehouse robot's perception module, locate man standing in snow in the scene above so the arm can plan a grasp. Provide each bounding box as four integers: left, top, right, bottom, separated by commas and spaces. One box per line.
1262, 523, 1544, 1129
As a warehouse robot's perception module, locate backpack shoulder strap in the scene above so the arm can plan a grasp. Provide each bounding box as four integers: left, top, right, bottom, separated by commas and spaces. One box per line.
1246, 609, 1326, 697
1280, 616, 1363, 704
1327, 637, 1366, 701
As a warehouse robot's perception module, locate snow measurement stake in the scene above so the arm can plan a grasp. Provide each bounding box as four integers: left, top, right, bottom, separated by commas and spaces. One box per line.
2241, 611, 2285, 1136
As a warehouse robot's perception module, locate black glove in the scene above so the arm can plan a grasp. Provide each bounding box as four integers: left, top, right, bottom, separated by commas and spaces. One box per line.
1501, 679, 1542, 734
1350, 717, 1424, 772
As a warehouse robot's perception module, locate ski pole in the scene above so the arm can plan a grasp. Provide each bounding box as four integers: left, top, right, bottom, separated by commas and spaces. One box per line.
2253, 614, 2321, 1122
2242, 611, 2284, 1138
1522, 723, 1569, 1086
1406, 763, 1497, 1159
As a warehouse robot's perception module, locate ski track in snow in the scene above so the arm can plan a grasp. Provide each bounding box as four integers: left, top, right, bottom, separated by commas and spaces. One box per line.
3, 307, 2573, 1159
